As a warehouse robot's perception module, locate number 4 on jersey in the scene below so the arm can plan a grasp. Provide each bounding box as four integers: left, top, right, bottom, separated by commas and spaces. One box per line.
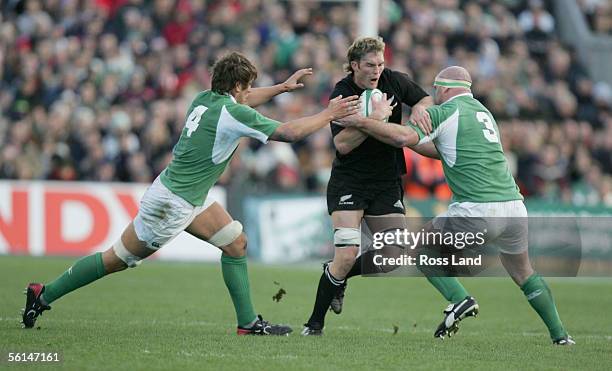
476, 111, 499, 143
185, 105, 208, 137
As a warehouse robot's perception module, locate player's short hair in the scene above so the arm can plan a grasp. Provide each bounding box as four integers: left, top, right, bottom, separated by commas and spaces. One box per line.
344, 36, 385, 73
211, 52, 258, 94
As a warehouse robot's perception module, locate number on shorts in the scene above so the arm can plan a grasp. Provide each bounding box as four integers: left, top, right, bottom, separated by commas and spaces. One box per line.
185, 105, 208, 137
476, 111, 499, 143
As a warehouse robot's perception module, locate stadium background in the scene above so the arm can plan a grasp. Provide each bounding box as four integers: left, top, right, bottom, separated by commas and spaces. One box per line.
1, 0, 611, 262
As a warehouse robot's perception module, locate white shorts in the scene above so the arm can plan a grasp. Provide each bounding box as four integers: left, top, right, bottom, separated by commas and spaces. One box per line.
433, 200, 528, 254
133, 177, 213, 250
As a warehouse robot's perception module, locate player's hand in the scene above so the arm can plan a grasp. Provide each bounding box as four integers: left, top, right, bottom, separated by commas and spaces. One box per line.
410, 105, 432, 134
283, 68, 313, 92
370, 93, 396, 121
327, 95, 361, 120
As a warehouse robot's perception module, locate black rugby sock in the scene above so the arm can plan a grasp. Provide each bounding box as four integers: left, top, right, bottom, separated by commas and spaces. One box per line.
307, 265, 344, 327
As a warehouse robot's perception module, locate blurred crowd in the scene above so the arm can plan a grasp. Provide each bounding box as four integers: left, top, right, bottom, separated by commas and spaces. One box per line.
579, 0, 612, 34
0, 0, 611, 207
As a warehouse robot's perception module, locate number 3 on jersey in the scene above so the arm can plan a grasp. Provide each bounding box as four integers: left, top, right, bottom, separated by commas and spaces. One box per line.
476, 111, 499, 143
185, 105, 208, 137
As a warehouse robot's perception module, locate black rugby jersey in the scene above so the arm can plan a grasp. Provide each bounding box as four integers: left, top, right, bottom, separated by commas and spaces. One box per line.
330, 68, 428, 183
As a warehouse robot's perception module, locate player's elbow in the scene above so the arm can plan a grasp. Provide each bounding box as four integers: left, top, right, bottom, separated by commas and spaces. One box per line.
270, 125, 298, 142
334, 140, 352, 155
395, 131, 418, 148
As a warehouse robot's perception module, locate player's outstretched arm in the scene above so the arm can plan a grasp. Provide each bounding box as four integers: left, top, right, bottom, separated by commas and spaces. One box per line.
410, 142, 440, 159
334, 94, 434, 154
269, 95, 360, 142
247, 68, 313, 108
347, 116, 420, 148
340, 93, 419, 148
332, 92, 395, 154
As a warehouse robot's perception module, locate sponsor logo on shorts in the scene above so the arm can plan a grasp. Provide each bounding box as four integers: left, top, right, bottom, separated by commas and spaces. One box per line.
394, 200, 404, 209
152, 242, 161, 248
339, 194, 354, 205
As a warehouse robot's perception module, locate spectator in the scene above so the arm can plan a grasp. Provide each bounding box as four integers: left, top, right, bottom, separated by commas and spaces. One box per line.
0, 0, 610, 206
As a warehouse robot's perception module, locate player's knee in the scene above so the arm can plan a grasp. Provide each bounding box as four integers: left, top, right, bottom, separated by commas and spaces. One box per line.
222, 232, 247, 258
102, 248, 128, 273
209, 221, 243, 246
210, 220, 244, 257
334, 227, 361, 249
111, 239, 144, 270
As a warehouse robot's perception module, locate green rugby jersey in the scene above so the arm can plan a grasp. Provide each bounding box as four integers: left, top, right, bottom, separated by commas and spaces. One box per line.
160, 90, 280, 206
409, 93, 522, 203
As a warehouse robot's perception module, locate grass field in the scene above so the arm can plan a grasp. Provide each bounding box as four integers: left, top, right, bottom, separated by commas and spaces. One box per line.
1, 256, 611, 370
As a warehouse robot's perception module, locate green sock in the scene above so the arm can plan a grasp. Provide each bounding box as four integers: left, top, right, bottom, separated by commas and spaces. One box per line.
427, 277, 469, 303
42, 252, 106, 304
221, 254, 257, 328
521, 273, 567, 340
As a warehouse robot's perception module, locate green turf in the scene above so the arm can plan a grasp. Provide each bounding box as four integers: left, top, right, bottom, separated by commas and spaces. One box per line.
1, 256, 610, 370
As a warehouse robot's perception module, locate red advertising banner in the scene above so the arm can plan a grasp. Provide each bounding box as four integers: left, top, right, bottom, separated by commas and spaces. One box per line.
0, 181, 225, 261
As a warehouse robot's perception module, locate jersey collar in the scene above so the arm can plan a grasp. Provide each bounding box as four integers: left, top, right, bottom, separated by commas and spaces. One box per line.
444, 92, 473, 103
211, 90, 238, 103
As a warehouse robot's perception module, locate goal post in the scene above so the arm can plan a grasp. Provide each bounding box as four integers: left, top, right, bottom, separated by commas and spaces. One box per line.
358, 0, 379, 37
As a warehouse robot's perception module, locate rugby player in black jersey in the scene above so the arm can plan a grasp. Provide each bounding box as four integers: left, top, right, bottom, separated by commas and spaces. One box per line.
301, 37, 475, 336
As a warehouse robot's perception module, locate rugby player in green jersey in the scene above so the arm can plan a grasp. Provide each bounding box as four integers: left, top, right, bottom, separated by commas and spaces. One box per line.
339, 66, 573, 345
22, 52, 362, 335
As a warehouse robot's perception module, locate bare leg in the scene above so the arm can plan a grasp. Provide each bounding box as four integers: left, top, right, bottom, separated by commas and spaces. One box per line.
328, 210, 363, 279
102, 222, 155, 274
186, 202, 257, 329
499, 251, 535, 286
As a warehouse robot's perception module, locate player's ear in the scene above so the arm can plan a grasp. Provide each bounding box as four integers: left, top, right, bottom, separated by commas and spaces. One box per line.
350, 60, 359, 71
231, 82, 246, 96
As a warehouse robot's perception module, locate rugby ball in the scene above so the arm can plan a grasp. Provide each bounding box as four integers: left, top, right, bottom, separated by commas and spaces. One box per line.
360, 88, 384, 118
